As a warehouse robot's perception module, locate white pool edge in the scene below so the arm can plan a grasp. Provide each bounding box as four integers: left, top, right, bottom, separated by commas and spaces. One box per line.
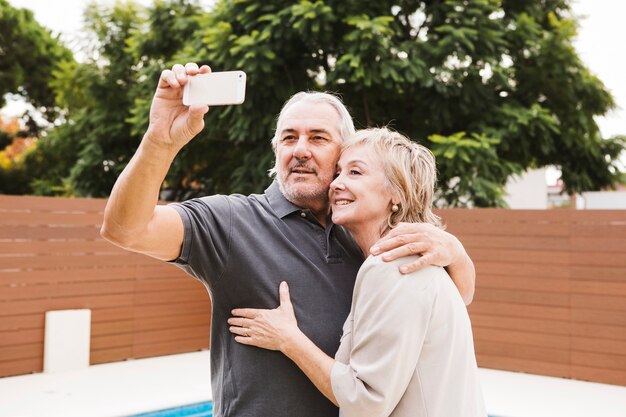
1, 351, 625, 417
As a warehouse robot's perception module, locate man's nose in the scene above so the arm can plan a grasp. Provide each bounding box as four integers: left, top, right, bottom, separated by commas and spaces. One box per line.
293, 136, 311, 159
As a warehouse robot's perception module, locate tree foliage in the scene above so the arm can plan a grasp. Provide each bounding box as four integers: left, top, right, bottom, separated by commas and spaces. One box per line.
0, 117, 35, 194
18, 0, 205, 198
6, 0, 625, 206
0, 0, 73, 120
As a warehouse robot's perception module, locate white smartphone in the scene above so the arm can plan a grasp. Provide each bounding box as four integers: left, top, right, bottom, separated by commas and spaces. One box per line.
182, 71, 247, 106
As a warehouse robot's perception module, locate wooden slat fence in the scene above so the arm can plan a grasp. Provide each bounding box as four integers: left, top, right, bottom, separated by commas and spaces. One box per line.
0, 195, 211, 377
443, 209, 626, 386
1, 196, 625, 387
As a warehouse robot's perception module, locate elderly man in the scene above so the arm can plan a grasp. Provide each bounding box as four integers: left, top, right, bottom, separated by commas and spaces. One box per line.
101, 64, 475, 417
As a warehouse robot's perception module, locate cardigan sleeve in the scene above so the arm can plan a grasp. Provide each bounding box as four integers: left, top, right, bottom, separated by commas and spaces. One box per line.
331, 257, 438, 417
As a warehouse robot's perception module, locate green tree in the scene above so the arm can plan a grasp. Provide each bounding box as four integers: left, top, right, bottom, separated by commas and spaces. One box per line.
18, 0, 625, 205
0, 0, 73, 195
149, 0, 622, 205
20, 0, 204, 197
0, 0, 73, 121
127, 0, 208, 200
19, 1, 144, 196
0, 128, 12, 150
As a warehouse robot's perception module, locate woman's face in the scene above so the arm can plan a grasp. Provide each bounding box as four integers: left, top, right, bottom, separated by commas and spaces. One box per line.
329, 144, 395, 232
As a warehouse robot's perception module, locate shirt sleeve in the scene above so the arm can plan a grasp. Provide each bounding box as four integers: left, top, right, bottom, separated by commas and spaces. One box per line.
167, 195, 232, 286
331, 258, 438, 417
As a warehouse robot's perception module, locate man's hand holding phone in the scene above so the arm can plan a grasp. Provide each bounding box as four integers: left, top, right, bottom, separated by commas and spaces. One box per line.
144, 62, 247, 155
145, 62, 212, 153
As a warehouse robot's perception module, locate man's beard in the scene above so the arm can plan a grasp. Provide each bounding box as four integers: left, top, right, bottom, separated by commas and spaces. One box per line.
277, 165, 331, 209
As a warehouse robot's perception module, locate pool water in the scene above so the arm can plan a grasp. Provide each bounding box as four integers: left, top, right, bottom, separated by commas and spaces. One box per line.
128, 401, 212, 417
129, 401, 497, 417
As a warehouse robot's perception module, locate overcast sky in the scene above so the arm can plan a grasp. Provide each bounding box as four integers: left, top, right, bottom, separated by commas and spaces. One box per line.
4, 0, 625, 139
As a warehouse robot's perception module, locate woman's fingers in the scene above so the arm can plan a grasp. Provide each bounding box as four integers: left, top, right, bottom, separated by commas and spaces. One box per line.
231, 308, 262, 318
230, 323, 257, 346
229, 308, 267, 340
229, 325, 249, 337
228, 317, 255, 340
227, 316, 262, 333
228, 311, 262, 338
229, 285, 297, 349
234, 335, 256, 345
227, 316, 247, 327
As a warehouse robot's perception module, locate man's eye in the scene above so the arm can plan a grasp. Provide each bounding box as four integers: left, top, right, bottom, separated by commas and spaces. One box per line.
282, 136, 296, 142
312, 135, 327, 141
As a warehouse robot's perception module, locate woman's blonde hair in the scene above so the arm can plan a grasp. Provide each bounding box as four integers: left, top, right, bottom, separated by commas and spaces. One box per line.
342, 127, 442, 231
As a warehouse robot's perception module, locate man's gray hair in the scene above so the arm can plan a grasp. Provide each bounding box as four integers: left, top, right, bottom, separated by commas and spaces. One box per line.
269, 92, 355, 177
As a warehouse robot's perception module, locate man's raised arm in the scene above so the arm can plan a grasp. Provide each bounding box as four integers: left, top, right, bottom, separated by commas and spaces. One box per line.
100, 63, 210, 261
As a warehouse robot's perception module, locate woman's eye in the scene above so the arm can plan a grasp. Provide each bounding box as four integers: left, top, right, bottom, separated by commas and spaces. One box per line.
349, 169, 361, 175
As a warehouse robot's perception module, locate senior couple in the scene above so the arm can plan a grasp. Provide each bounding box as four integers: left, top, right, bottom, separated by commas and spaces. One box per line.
102, 63, 486, 417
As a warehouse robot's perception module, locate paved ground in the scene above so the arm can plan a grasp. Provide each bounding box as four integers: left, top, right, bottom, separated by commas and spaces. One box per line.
0, 351, 625, 417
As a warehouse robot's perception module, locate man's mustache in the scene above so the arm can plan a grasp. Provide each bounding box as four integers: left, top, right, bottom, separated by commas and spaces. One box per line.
288, 162, 317, 174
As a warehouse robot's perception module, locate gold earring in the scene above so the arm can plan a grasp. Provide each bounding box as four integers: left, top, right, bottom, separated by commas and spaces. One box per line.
391, 204, 399, 212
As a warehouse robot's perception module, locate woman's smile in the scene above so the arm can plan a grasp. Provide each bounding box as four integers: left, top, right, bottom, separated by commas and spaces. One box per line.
330, 144, 395, 253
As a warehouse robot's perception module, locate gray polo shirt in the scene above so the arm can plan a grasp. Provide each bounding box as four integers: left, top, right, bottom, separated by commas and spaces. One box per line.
170, 181, 363, 417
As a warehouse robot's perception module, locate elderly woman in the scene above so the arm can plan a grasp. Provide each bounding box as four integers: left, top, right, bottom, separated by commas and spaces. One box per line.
229, 128, 486, 417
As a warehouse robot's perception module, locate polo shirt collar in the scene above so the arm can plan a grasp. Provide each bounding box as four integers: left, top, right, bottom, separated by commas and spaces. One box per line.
266, 181, 303, 218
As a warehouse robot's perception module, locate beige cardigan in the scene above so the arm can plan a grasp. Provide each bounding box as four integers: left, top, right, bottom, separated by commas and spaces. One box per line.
331, 255, 487, 417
